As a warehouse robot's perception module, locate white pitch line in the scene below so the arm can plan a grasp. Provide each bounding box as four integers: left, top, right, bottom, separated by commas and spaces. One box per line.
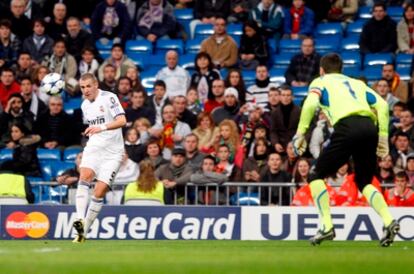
33, 247, 61, 253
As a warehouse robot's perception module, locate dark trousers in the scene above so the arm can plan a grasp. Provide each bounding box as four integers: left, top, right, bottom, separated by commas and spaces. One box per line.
310, 116, 378, 192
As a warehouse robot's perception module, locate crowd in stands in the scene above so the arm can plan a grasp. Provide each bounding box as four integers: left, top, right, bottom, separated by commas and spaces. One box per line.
0, 0, 414, 206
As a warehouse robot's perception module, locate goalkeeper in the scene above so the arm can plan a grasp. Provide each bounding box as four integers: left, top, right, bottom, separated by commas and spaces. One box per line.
292, 53, 399, 247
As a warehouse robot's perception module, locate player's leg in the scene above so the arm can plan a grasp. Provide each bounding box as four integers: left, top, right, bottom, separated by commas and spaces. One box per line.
83, 181, 109, 234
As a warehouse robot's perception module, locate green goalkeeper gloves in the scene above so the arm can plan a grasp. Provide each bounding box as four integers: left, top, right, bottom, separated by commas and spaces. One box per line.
377, 135, 389, 159
292, 133, 307, 156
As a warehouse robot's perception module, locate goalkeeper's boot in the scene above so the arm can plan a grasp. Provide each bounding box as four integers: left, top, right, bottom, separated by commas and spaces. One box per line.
72, 219, 86, 243
310, 227, 335, 246
380, 220, 400, 247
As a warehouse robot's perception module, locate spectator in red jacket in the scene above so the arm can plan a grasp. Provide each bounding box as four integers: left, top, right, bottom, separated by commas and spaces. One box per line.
0, 68, 20, 109
335, 173, 382, 206
384, 171, 414, 207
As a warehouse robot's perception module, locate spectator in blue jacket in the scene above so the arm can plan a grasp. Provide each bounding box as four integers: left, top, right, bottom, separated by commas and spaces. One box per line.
91, 0, 131, 45
249, 0, 284, 42
283, 0, 315, 39
136, 0, 178, 42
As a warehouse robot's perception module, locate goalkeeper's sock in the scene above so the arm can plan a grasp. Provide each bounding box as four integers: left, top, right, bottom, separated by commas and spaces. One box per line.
310, 179, 333, 232
75, 181, 90, 220
363, 184, 393, 227
84, 196, 104, 235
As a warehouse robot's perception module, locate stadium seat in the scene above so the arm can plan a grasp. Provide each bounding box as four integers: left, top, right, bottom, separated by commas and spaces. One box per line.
185, 38, 203, 54
155, 39, 184, 55
127, 52, 147, 70
362, 66, 382, 85
146, 53, 166, 70
99, 51, 111, 60
179, 54, 196, 70
388, 6, 404, 22
53, 161, 76, 177
125, 40, 153, 55
63, 97, 82, 115
194, 23, 214, 40
227, 23, 243, 37
293, 96, 305, 107
269, 68, 286, 85
37, 148, 61, 161
341, 51, 361, 69
363, 53, 393, 68
267, 39, 278, 55
279, 39, 302, 54
292, 86, 308, 97
358, 6, 372, 20
49, 184, 68, 203
174, 8, 193, 36
272, 52, 295, 69
343, 66, 361, 78
140, 67, 159, 91
314, 37, 340, 54
340, 36, 360, 52
241, 70, 256, 87
63, 147, 82, 163
314, 22, 343, 38
95, 39, 113, 58
0, 148, 13, 162
396, 53, 413, 69
345, 20, 365, 37
39, 161, 54, 181
397, 67, 411, 81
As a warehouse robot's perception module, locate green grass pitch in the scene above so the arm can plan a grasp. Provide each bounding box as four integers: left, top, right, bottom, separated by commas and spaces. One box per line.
0, 240, 413, 274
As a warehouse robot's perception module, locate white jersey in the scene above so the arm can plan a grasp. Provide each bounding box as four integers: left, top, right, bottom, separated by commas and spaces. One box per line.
82, 89, 125, 152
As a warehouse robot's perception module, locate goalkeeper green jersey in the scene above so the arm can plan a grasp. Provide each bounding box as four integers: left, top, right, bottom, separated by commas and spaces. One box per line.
297, 73, 389, 137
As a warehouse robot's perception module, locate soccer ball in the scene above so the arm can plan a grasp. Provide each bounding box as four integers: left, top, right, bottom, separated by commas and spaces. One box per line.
40, 73, 65, 96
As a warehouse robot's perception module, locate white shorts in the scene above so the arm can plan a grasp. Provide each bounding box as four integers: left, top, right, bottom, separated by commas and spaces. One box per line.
80, 145, 123, 186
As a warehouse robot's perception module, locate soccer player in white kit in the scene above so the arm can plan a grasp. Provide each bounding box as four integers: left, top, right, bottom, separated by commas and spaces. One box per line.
72, 73, 126, 243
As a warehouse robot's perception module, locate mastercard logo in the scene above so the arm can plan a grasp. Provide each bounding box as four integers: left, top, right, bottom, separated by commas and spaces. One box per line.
5, 211, 50, 239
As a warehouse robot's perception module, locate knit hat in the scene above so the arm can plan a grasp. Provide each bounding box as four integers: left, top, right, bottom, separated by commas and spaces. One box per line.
224, 87, 239, 101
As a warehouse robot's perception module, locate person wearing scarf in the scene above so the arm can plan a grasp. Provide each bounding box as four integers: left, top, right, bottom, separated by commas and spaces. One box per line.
373, 64, 409, 103
283, 0, 315, 39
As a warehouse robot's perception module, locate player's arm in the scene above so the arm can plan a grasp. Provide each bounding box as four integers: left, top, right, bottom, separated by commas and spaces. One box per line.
365, 87, 389, 137
84, 115, 126, 136
296, 89, 320, 135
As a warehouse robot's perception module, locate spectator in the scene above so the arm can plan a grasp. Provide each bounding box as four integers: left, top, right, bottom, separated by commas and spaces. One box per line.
46, 2, 68, 40
186, 87, 203, 116
239, 103, 270, 151
150, 104, 191, 159
260, 152, 292, 205
284, 37, 320, 87
0, 122, 41, 177
0, 19, 21, 69
190, 0, 230, 38
192, 112, 219, 153
146, 80, 170, 125
281, 141, 299, 174
327, 0, 358, 23
124, 159, 165, 205
359, 3, 397, 54
91, 0, 131, 45
391, 132, 413, 173
34, 96, 76, 149
270, 85, 301, 154
246, 65, 278, 110
374, 78, 400, 110
136, 0, 179, 42
249, 0, 284, 42
78, 47, 100, 77
20, 76, 47, 121
373, 64, 408, 103
246, 124, 271, 157
65, 17, 97, 63
57, 152, 82, 204
115, 76, 132, 109
265, 86, 280, 114
125, 65, 145, 92
224, 68, 247, 105
385, 171, 414, 206
406, 152, 414, 186
30, 65, 50, 102
0, 68, 20, 109
125, 89, 156, 126
42, 39, 78, 96
283, 0, 315, 39
144, 138, 169, 169
98, 44, 135, 82
239, 20, 268, 70
22, 18, 54, 64
215, 119, 240, 164
335, 173, 382, 206
391, 109, 414, 148
242, 137, 270, 183
228, 0, 250, 23
12, 52, 35, 81
309, 111, 333, 159
215, 143, 239, 181
0, 172, 35, 204
204, 79, 226, 114
98, 64, 117, 93
212, 87, 241, 125
397, 3, 414, 54
190, 52, 221, 103
155, 50, 190, 98
376, 154, 395, 185
172, 95, 197, 129
6, 0, 32, 41
23, 0, 43, 20
155, 146, 192, 204
291, 157, 311, 185
200, 17, 238, 69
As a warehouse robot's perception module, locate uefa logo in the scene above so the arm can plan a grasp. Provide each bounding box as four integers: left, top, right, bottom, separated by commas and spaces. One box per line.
5, 211, 50, 239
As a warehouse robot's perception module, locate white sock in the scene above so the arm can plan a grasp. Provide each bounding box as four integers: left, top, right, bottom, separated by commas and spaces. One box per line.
75, 181, 90, 220
84, 196, 104, 234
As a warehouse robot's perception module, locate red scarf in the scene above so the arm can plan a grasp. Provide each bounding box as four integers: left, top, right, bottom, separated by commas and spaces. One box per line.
290, 6, 305, 34
160, 121, 175, 149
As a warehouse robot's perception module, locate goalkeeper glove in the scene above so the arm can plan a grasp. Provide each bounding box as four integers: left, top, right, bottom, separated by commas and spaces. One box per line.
292, 133, 307, 156
377, 135, 389, 159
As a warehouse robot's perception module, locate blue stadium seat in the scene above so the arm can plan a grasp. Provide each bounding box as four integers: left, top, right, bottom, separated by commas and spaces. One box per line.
194, 24, 214, 40
314, 37, 340, 54
155, 39, 184, 55
95, 39, 113, 59
362, 66, 382, 85
179, 54, 196, 70
273, 52, 295, 69
363, 53, 393, 69
63, 97, 82, 115
293, 97, 305, 106
292, 86, 308, 97
174, 8, 193, 36
0, 148, 13, 162
127, 52, 147, 70
227, 24, 243, 37
314, 22, 343, 38
49, 184, 68, 203
267, 38, 278, 55
146, 53, 166, 70
63, 147, 82, 163
396, 53, 413, 69
345, 20, 365, 37
279, 39, 302, 54
358, 6, 372, 20
241, 70, 256, 86
37, 148, 61, 161
269, 68, 286, 85
397, 67, 411, 81
39, 161, 54, 181
340, 36, 360, 51
140, 67, 159, 91
341, 51, 361, 69
185, 38, 203, 54
99, 51, 111, 60
125, 40, 153, 55
53, 161, 76, 177
343, 66, 361, 78
388, 6, 404, 22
